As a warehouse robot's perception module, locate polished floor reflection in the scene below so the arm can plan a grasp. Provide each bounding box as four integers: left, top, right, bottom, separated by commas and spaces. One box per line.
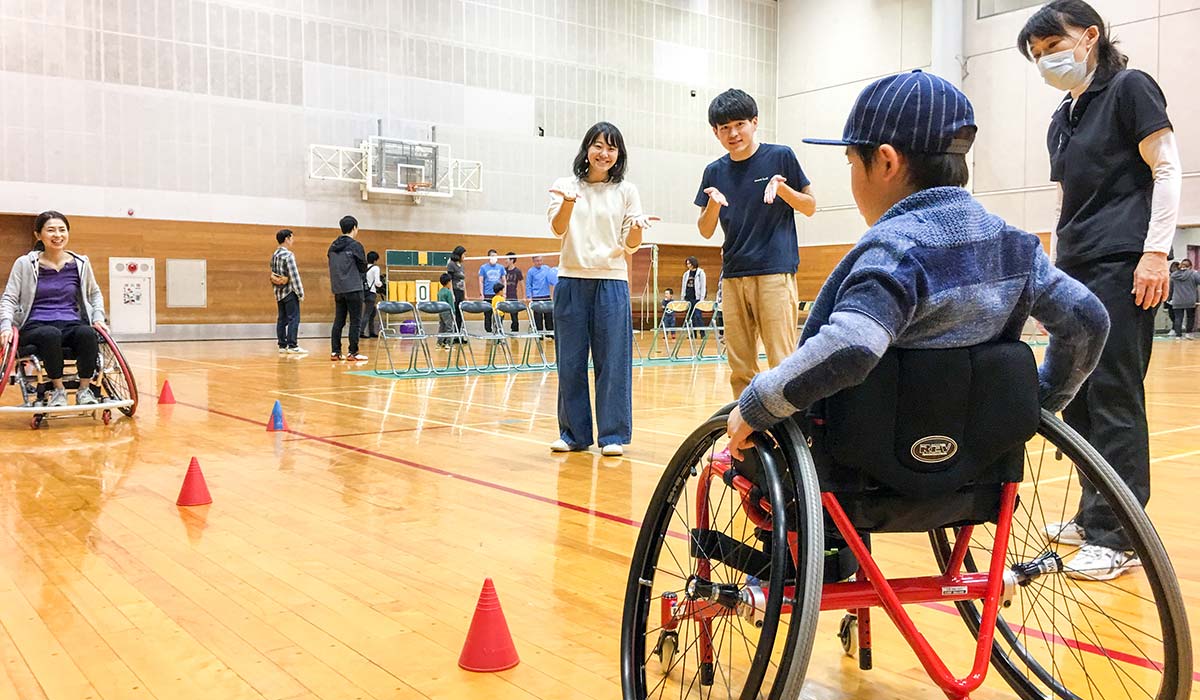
1, 337, 1197, 700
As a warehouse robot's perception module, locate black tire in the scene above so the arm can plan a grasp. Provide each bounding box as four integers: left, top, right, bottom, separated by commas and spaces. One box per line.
621, 408, 823, 700
931, 410, 1192, 700
95, 327, 137, 417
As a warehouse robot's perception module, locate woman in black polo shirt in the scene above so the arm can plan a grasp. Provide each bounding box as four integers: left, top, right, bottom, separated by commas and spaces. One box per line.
1019, 0, 1182, 581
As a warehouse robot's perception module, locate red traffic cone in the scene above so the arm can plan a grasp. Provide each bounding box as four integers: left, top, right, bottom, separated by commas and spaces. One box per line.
176, 457, 213, 506
158, 379, 176, 404
458, 578, 519, 672
266, 400, 288, 431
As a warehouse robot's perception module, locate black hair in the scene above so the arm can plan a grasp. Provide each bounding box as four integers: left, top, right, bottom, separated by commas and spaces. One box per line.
367, 251, 379, 264
275, 228, 293, 244
707, 89, 758, 127
451, 245, 466, 261
487, 248, 498, 256
664, 288, 673, 294
439, 272, 452, 285
852, 135, 972, 191
34, 210, 70, 234
506, 251, 516, 261
685, 256, 699, 269
492, 282, 504, 294
1017, 0, 1127, 75
339, 215, 358, 235
572, 121, 627, 183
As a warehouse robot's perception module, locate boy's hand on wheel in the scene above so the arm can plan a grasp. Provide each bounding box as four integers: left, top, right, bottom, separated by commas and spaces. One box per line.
726, 406, 754, 462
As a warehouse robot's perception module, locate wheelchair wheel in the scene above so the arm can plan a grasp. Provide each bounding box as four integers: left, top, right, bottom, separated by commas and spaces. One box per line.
0, 331, 17, 401
95, 326, 138, 417
931, 410, 1191, 700
621, 410, 824, 700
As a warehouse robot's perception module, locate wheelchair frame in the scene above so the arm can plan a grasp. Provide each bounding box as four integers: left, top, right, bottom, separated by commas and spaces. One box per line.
0, 325, 138, 429
623, 406, 1192, 700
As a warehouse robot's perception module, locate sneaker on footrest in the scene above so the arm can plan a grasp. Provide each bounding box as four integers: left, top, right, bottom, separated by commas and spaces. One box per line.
1043, 520, 1086, 546
77, 389, 99, 406
1064, 545, 1141, 581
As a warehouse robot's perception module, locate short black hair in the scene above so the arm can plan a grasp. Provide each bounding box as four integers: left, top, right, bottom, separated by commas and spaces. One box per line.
367, 250, 379, 264
506, 251, 516, 261
339, 215, 358, 234
686, 256, 699, 269
439, 273, 452, 285
275, 228, 293, 244
451, 245, 466, 260
572, 121, 627, 183
665, 288, 674, 294
708, 89, 758, 127
1017, 0, 1127, 76
488, 248, 498, 256
851, 140, 971, 191
492, 282, 504, 294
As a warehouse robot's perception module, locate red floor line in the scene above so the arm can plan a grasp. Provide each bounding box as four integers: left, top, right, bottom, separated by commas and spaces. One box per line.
159, 393, 1192, 683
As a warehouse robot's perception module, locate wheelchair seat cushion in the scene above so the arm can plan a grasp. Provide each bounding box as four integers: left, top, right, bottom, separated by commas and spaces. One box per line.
809, 342, 1041, 532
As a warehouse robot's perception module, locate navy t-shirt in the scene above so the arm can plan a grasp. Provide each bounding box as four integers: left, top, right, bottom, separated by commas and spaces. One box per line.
694, 143, 810, 278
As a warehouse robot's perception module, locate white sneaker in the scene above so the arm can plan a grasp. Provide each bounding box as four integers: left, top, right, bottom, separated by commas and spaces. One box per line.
1064, 545, 1141, 581
278, 347, 288, 354
601, 444, 624, 457
287, 346, 308, 354
47, 388, 68, 407
347, 353, 368, 362
77, 389, 99, 406
1044, 520, 1086, 546
550, 439, 574, 453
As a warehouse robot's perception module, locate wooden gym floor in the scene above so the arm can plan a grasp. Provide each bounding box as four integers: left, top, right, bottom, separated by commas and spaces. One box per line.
1, 336, 1197, 700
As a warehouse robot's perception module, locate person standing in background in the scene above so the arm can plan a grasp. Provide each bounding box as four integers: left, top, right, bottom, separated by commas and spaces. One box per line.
328, 215, 368, 362
447, 245, 467, 332
503, 252, 524, 332
478, 249, 506, 332
361, 250, 383, 338
526, 254, 557, 333
271, 229, 305, 354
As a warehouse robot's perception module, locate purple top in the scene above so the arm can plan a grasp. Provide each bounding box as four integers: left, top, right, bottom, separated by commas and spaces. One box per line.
26, 261, 81, 324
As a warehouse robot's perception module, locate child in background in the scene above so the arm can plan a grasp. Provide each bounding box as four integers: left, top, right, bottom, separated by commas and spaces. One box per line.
489, 282, 505, 335
437, 273, 456, 348
661, 288, 677, 333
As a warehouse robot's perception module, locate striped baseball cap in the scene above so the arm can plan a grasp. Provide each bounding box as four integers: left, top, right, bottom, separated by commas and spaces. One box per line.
803, 70, 977, 155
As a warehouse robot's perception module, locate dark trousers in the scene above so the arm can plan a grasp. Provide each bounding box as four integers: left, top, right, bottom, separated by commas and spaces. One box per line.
505, 298, 520, 332
531, 295, 553, 332
21, 321, 99, 380
1060, 255, 1155, 551
276, 293, 300, 348
553, 278, 632, 448
361, 292, 379, 337
1171, 306, 1195, 335
331, 291, 364, 354
453, 288, 466, 330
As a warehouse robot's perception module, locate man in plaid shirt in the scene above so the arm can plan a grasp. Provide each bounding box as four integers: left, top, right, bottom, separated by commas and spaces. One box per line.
271, 229, 306, 354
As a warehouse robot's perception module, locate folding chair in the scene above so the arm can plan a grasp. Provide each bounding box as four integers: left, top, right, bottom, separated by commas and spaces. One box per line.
414, 300, 474, 374
459, 300, 514, 371
496, 301, 549, 370
647, 300, 694, 361
692, 301, 724, 360
375, 301, 424, 375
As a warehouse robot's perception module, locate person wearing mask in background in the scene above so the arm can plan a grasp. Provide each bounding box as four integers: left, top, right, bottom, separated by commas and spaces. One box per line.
1019, 0, 1182, 579
526, 254, 557, 334
478, 249, 506, 332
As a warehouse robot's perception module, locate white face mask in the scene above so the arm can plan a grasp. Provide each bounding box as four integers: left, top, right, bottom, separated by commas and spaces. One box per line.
489, 255, 498, 264
1037, 32, 1094, 91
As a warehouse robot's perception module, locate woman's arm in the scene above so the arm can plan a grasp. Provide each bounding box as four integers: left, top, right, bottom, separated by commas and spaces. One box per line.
0, 258, 27, 341
1131, 127, 1180, 309
81, 256, 107, 327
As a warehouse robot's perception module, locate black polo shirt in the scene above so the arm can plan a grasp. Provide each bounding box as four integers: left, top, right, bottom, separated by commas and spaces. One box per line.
1048, 68, 1172, 269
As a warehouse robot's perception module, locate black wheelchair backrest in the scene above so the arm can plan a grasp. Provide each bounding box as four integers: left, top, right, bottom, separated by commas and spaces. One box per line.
813, 342, 1041, 499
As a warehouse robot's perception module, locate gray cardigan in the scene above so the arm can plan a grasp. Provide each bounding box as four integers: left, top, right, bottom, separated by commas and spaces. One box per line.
0, 251, 107, 333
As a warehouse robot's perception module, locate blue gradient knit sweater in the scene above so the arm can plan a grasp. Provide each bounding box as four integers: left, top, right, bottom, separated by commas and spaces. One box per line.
738, 187, 1110, 431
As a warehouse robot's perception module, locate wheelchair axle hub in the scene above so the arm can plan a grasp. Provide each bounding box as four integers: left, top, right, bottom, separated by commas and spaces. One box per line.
685, 576, 740, 609
1010, 552, 1064, 586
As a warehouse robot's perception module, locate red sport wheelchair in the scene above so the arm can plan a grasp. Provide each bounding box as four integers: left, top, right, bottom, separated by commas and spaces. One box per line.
0, 325, 138, 428
622, 342, 1191, 700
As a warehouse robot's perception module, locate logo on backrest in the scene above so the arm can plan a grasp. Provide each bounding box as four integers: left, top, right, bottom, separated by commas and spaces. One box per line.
911, 436, 958, 464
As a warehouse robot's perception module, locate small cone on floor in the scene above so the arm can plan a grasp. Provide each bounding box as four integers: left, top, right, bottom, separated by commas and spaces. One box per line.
458, 578, 519, 672
158, 380, 176, 404
266, 400, 288, 431
176, 457, 213, 506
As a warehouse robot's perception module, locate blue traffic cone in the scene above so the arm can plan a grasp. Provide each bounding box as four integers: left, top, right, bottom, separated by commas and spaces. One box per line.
266, 400, 288, 432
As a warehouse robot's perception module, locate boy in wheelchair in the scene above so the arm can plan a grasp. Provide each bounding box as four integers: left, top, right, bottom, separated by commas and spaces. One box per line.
724, 71, 1115, 577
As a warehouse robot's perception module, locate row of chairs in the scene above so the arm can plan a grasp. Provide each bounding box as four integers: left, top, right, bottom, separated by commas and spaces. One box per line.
374, 299, 555, 375
645, 300, 725, 361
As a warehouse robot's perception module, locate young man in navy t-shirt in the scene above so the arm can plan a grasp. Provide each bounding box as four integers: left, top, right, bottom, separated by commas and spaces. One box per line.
696, 89, 816, 403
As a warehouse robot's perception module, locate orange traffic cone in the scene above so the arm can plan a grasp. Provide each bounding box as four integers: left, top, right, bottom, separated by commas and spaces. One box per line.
176, 457, 213, 506
266, 400, 288, 431
458, 578, 519, 672
158, 379, 176, 404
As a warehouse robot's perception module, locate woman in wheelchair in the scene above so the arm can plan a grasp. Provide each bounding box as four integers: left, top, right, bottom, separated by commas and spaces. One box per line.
622, 72, 1191, 700
0, 211, 108, 407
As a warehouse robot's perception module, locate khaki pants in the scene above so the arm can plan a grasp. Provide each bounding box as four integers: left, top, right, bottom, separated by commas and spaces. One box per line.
722, 273, 799, 397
